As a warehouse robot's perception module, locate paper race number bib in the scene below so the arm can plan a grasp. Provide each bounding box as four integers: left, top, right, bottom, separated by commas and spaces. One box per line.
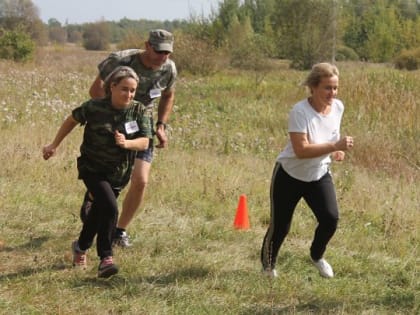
149, 88, 161, 99
125, 121, 139, 134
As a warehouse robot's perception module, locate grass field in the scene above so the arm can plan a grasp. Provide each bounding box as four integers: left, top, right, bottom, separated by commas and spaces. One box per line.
0, 46, 418, 314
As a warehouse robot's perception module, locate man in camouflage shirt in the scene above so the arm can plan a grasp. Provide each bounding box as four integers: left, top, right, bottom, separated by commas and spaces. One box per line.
85, 29, 177, 247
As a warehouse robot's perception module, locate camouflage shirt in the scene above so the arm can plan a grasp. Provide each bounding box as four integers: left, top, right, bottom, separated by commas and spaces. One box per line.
97, 49, 177, 108
72, 99, 153, 189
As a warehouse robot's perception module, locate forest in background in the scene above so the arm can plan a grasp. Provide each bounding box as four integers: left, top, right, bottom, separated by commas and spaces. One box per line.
1, 0, 420, 69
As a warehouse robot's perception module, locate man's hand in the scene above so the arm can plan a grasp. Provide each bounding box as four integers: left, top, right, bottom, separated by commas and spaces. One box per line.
155, 125, 168, 148
42, 144, 56, 160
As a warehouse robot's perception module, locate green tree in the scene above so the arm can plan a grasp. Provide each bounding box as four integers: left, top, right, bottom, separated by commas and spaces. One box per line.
47, 18, 66, 43
227, 15, 253, 51
217, 0, 241, 30
398, 14, 420, 49
343, 0, 415, 62
364, 3, 400, 62
242, 0, 275, 34
271, 0, 337, 69
0, 0, 46, 44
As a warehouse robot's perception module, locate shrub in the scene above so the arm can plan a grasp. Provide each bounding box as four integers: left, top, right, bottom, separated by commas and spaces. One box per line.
116, 30, 144, 50
335, 45, 359, 61
229, 35, 272, 71
0, 28, 35, 61
171, 31, 225, 76
394, 48, 420, 70
82, 22, 110, 51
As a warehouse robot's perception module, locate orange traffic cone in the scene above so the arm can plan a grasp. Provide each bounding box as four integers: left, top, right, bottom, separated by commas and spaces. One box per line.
233, 194, 250, 230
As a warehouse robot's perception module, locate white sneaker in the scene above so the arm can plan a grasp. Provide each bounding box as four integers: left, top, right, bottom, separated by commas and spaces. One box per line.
262, 268, 278, 278
312, 258, 334, 278
113, 231, 132, 248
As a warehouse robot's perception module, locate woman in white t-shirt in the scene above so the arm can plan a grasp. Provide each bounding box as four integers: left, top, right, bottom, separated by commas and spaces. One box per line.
261, 63, 354, 278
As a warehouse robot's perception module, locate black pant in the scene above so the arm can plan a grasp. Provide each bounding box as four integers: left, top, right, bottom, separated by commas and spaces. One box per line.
261, 163, 339, 269
78, 172, 120, 260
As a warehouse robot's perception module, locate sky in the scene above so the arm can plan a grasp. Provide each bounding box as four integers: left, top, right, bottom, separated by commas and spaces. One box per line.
31, 0, 221, 24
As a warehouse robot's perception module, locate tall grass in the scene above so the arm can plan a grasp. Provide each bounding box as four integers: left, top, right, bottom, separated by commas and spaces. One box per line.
0, 47, 418, 314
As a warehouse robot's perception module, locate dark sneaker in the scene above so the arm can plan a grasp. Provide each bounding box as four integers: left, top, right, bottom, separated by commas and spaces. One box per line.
98, 256, 118, 278
71, 240, 87, 269
80, 191, 93, 223
113, 231, 131, 248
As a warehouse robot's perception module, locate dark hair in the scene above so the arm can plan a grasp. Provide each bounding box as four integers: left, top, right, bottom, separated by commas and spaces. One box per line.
103, 66, 139, 97
303, 62, 339, 88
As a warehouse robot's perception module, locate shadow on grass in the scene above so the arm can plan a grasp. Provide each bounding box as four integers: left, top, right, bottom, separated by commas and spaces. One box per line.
239, 291, 416, 314
0, 236, 50, 252
0, 236, 72, 282
142, 266, 211, 284
240, 299, 348, 315
70, 275, 129, 289
0, 235, 66, 281
69, 265, 211, 289
0, 263, 67, 282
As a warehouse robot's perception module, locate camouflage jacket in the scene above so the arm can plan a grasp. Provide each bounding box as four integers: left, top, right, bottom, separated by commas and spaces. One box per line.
72, 98, 153, 189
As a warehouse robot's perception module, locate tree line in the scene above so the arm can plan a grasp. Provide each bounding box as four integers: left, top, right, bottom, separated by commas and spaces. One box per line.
1, 0, 419, 69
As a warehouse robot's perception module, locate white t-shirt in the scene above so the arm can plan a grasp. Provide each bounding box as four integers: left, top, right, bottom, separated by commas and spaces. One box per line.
277, 98, 344, 182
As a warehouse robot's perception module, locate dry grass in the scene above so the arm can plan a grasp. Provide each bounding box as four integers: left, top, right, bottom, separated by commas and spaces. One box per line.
0, 46, 418, 314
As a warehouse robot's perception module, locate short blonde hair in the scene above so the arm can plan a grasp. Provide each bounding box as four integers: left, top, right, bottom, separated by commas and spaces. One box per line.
303, 62, 339, 88
103, 66, 139, 98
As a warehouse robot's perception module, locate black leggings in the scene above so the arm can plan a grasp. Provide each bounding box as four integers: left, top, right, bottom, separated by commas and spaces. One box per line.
78, 172, 120, 260
261, 163, 339, 269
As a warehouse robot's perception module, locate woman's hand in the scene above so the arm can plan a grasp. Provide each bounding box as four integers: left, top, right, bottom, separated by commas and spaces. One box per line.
332, 150, 345, 161
115, 130, 127, 148
334, 136, 354, 151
